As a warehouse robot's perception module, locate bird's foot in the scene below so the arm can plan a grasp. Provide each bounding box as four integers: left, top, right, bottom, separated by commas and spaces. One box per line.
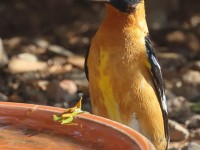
53, 98, 89, 124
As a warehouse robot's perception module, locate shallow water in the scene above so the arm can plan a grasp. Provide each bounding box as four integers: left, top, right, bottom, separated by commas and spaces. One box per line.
0, 118, 95, 150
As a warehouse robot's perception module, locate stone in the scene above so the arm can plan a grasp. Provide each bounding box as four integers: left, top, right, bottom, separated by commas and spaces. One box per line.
8, 54, 47, 73
48, 45, 74, 57
169, 120, 189, 142
190, 129, 200, 140
46, 80, 78, 103
167, 97, 192, 123
33, 38, 49, 49
186, 115, 200, 129
190, 61, 200, 71
172, 84, 200, 101
0, 93, 8, 101
182, 70, 200, 86
166, 31, 186, 43
18, 53, 38, 61
157, 52, 187, 71
182, 142, 200, 150
3, 36, 23, 50
59, 80, 78, 95
67, 56, 85, 69
0, 38, 8, 68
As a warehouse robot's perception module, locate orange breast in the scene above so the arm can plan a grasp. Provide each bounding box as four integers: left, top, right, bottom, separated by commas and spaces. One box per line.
87, 2, 167, 150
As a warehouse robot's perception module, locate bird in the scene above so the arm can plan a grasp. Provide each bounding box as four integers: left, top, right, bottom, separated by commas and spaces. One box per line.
85, 0, 169, 150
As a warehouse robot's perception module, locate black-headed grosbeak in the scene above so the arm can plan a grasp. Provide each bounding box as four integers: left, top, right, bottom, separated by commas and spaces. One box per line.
85, 0, 169, 149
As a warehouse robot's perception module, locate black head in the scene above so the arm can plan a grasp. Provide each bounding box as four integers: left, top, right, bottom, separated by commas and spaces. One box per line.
109, 0, 142, 13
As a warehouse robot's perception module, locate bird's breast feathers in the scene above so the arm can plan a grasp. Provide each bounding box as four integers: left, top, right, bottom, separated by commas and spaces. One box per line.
87, 42, 167, 149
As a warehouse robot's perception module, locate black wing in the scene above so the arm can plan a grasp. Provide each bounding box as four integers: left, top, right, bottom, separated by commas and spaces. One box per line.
145, 36, 169, 148
84, 47, 90, 81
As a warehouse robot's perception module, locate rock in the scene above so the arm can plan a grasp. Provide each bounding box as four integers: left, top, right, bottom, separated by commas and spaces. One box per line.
187, 33, 200, 52
165, 89, 177, 100
190, 129, 200, 140
181, 61, 200, 73
59, 80, 78, 95
169, 147, 178, 150
186, 115, 200, 129
37, 80, 49, 91
0, 38, 8, 67
166, 31, 186, 43
82, 102, 92, 113
48, 64, 65, 74
177, 70, 200, 100
54, 102, 66, 108
172, 84, 200, 101
189, 61, 200, 71
67, 56, 85, 69
190, 95, 200, 103
0, 92, 8, 101
51, 56, 68, 65
182, 70, 200, 86
157, 52, 187, 71
64, 72, 86, 80
74, 79, 89, 92
24, 89, 48, 105
46, 80, 78, 103
8, 53, 47, 73
167, 97, 192, 123
8, 94, 22, 103
18, 53, 38, 61
48, 45, 74, 57
182, 142, 200, 150
169, 120, 190, 142
21, 44, 46, 55
190, 102, 200, 113
171, 71, 200, 100
3, 36, 23, 50
33, 38, 49, 49
63, 64, 73, 72
48, 63, 73, 75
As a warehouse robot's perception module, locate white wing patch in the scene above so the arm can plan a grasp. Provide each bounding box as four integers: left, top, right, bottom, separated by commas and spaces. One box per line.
128, 113, 141, 133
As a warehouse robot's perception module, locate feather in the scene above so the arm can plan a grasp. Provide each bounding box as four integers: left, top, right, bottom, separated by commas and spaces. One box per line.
145, 36, 169, 149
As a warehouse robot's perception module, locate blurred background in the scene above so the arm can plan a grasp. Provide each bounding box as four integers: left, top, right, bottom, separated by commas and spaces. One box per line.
0, 0, 199, 149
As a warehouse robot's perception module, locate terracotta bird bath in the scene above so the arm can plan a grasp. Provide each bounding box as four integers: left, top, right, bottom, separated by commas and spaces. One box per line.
0, 102, 155, 150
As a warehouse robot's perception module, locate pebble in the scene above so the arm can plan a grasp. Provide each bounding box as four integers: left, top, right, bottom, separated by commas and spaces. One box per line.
67, 56, 85, 69
158, 52, 187, 71
18, 53, 38, 61
59, 80, 78, 95
33, 38, 49, 49
182, 70, 200, 86
167, 97, 192, 123
186, 115, 200, 129
190, 129, 200, 140
169, 120, 190, 142
0, 92, 8, 101
8, 55, 47, 73
46, 80, 78, 103
166, 30, 186, 43
0, 38, 8, 68
48, 44, 74, 57
182, 142, 200, 150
